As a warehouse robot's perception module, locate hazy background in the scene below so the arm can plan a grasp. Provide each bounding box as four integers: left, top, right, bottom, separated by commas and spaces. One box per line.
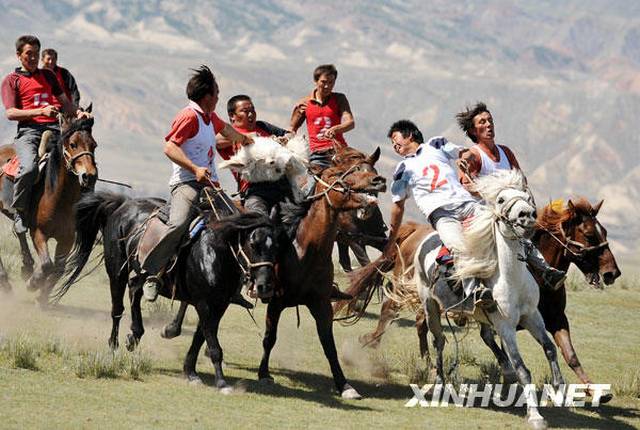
1, 0, 638, 263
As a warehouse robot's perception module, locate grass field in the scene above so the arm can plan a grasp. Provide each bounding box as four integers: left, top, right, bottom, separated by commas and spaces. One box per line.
1, 222, 639, 430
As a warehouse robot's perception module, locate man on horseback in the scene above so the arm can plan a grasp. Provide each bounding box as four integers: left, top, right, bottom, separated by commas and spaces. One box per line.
455, 102, 565, 289
1, 35, 90, 234
41, 48, 80, 107
384, 120, 495, 309
140, 66, 253, 302
217, 94, 293, 215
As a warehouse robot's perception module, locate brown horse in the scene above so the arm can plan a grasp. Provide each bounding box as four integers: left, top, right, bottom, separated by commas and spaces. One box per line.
342, 198, 621, 400
257, 146, 385, 399
0, 112, 97, 303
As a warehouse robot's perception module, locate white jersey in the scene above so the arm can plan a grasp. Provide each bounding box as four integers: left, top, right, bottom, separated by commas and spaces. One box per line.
391, 138, 475, 222
169, 105, 219, 187
477, 144, 512, 176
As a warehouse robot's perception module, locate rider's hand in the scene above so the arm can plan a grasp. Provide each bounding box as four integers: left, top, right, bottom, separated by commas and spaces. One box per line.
324, 126, 337, 139
240, 134, 254, 147
41, 105, 59, 118
194, 167, 210, 183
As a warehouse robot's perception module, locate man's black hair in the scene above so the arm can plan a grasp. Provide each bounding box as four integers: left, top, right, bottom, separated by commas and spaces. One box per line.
387, 119, 424, 144
186, 65, 217, 102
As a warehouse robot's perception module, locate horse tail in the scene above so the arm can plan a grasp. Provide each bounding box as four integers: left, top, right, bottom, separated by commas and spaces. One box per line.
51, 192, 127, 303
333, 222, 422, 317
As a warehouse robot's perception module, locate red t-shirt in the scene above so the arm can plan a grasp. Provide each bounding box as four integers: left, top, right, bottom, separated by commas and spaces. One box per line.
164, 103, 226, 146
306, 93, 348, 152
1, 68, 63, 125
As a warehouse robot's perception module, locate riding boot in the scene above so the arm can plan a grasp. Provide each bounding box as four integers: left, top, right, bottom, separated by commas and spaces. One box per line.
230, 291, 254, 309
330, 284, 353, 301
142, 275, 162, 302
463, 278, 496, 312
523, 240, 566, 290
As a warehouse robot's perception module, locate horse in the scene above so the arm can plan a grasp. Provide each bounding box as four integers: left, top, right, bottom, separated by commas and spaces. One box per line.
344, 198, 621, 403
383, 170, 563, 429
0, 111, 97, 303
53, 191, 281, 390
253, 146, 385, 400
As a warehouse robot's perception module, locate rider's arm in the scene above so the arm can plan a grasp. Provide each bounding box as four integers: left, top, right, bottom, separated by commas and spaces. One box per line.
219, 122, 253, 147
384, 198, 406, 258
289, 96, 308, 133
329, 93, 355, 136
384, 161, 411, 257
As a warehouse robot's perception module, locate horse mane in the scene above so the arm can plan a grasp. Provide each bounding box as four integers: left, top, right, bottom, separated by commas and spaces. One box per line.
207, 211, 274, 244
536, 197, 592, 235
454, 170, 529, 280
46, 117, 95, 190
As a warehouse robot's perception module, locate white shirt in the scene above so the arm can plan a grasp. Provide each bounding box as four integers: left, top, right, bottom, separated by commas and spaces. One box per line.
477, 144, 512, 176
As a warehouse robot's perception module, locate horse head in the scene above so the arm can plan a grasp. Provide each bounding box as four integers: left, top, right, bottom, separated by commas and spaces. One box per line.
563, 199, 621, 287
317, 146, 386, 211
235, 209, 280, 302
59, 106, 98, 190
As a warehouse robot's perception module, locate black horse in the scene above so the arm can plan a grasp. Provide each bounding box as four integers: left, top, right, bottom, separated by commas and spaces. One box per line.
53, 191, 280, 390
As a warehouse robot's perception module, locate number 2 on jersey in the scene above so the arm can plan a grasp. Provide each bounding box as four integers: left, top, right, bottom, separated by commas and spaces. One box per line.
422, 164, 448, 191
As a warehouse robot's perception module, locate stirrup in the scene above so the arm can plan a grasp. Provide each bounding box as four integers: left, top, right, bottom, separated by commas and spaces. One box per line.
473, 287, 497, 313
143, 275, 162, 302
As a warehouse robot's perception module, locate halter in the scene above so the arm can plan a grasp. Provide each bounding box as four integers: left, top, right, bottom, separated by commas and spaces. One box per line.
305, 163, 360, 208
494, 192, 536, 239
63, 149, 95, 176
536, 217, 609, 262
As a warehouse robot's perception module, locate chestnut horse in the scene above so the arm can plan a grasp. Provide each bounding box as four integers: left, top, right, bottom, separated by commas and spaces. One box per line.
342, 198, 620, 401
0, 112, 97, 302
261, 146, 386, 399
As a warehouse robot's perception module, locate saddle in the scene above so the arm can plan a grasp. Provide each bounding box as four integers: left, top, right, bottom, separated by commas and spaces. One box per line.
1, 131, 55, 180
135, 187, 239, 275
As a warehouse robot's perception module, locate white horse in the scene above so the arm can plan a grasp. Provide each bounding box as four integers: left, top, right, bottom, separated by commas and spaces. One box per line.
409, 170, 564, 430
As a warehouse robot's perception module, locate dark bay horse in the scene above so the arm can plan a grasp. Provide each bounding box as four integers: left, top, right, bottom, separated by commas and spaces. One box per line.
53, 192, 280, 390
336, 206, 387, 273
342, 198, 620, 401
0, 112, 97, 302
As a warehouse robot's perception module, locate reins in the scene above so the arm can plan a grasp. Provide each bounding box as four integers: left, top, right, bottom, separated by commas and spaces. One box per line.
305, 163, 360, 208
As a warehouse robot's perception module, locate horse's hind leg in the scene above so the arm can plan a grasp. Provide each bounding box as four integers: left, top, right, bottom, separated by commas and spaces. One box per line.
307, 298, 361, 399
424, 298, 445, 385
258, 301, 284, 382
359, 290, 399, 348
30, 229, 53, 305
350, 241, 371, 268
125, 285, 145, 351
337, 241, 352, 272
520, 312, 564, 389
161, 301, 188, 339
479, 323, 517, 383
16, 231, 34, 281
183, 320, 206, 384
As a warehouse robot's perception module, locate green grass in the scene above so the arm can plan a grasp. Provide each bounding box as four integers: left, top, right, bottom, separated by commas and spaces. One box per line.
1, 222, 639, 429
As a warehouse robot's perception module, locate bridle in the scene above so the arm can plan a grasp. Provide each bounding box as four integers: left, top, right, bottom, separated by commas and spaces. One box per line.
233, 235, 275, 284
63, 148, 95, 176
494, 190, 537, 239
536, 216, 609, 263
305, 163, 363, 208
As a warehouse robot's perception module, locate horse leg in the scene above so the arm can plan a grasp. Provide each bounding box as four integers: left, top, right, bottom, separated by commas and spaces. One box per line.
125, 285, 145, 351
42, 237, 74, 302
337, 242, 352, 272
307, 298, 361, 399
0, 255, 12, 293
424, 298, 445, 385
359, 291, 399, 348
494, 322, 547, 430
108, 275, 127, 350
183, 321, 206, 384
520, 312, 565, 389
416, 307, 429, 359
258, 301, 284, 382
161, 301, 189, 339
193, 300, 229, 392
17, 231, 34, 281
479, 323, 517, 383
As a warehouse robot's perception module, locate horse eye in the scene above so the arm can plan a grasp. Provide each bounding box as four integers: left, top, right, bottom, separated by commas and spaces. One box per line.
70, 143, 77, 149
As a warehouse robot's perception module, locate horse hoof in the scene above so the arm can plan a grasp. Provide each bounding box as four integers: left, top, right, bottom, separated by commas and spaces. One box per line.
341, 384, 362, 400
599, 393, 613, 404
528, 418, 547, 430
26, 278, 39, 292
187, 374, 203, 385
503, 371, 518, 385
259, 377, 275, 385
160, 325, 181, 339
125, 334, 138, 352
21, 266, 33, 282
219, 386, 234, 395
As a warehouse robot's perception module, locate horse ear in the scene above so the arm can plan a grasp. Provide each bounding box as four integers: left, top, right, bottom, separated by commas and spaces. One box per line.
85, 103, 93, 113
567, 199, 575, 212
592, 199, 604, 216
368, 147, 381, 165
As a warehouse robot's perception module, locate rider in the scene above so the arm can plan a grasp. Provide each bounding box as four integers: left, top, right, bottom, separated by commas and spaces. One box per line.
41, 48, 81, 107
290, 64, 354, 178
455, 102, 565, 289
1, 35, 89, 234
140, 66, 253, 302
384, 120, 494, 309
217, 94, 292, 215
